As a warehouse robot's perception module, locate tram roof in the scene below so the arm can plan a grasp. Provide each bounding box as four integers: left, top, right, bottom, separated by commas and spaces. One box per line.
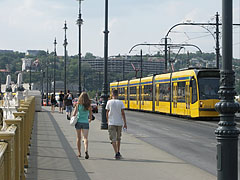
141, 76, 153, 83
119, 80, 128, 86
129, 78, 140, 85
110, 82, 118, 87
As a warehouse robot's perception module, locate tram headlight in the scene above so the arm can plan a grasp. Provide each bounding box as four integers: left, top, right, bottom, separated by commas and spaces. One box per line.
200, 101, 203, 108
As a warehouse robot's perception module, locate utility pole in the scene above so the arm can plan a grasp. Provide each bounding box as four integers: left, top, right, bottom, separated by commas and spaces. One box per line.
215, 1, 240, 179
140, 49, 143, 78
122, 57, 125, 80
164, 38, 168, 72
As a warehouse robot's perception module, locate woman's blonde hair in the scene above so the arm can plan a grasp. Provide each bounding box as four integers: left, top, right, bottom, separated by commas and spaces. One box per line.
78, 92, 91, 110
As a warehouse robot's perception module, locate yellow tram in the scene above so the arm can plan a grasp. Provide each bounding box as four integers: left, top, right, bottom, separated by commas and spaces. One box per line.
110, 68, 220, 118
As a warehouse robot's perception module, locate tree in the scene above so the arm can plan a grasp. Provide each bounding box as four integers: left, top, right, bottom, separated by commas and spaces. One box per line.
84, 52, 96, 59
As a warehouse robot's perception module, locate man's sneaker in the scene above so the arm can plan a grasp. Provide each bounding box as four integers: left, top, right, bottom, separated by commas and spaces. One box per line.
85, 152, 89, 159
115, 152, 122, 160
117, 152, 122, 159
67, 115, 70, 120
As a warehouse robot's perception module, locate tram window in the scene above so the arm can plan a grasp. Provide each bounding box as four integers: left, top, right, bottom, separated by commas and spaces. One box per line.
139, 86, 142, 101
118, 87, 125, 100
159, 83, 170, 101
156, 84, 159, 106
192, 79, 197, 103
177, 81, 185, 102
130, 86, 136, 94
143, 85, 153, 101
130, 86, 137, 100
198, 78, 219, 100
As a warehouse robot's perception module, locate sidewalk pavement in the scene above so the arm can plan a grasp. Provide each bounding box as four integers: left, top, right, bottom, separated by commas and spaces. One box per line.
26, 107, 216, 180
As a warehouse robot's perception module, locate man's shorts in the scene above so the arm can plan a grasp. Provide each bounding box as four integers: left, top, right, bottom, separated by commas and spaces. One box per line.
59, 101, 63, 107
108, 125, 122, 142
75, 122, 89, 130
66, 106, 72, 112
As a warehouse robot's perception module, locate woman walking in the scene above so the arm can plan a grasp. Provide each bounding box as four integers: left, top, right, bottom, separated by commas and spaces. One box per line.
72, 92, 92, 159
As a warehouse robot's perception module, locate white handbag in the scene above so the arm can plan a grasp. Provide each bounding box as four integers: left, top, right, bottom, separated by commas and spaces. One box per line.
70, 115, 78, 126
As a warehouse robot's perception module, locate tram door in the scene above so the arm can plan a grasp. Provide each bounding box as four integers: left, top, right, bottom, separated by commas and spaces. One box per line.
136, 86, 141, 110
185, 82, 191, 116
124, 87, 128, 108
172, 83, 178, 114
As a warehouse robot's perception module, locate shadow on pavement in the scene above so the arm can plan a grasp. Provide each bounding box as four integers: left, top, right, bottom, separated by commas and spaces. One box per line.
48, 111, 91, 180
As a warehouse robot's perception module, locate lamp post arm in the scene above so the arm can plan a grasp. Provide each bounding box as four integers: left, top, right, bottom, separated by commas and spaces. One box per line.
129, 43, 202, 54
165, 22, 218, 38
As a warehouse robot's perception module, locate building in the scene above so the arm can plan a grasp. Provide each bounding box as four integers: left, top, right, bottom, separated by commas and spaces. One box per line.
83, 56, 165, 74
0, 50, 14, 54
21, 58, 33, 71
26, 50, 46, 56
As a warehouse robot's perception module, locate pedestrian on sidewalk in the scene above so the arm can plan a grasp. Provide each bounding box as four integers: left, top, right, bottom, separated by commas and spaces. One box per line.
106, 89, 127, 160
64, 90, 73, 120
72, 92, 92, 159
50, 94, 57, 113
58, 90, 64, 113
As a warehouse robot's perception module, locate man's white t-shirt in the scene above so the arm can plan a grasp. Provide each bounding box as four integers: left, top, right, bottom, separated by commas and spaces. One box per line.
106, 99, 125, 126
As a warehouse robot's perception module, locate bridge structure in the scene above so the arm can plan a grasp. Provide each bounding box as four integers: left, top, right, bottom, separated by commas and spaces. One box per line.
0, 103, 216, 180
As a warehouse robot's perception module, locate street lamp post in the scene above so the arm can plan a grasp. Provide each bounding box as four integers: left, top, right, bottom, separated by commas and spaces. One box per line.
77, 0, 84, 95
46, 54, 49, 105
29, 59, 32, 90
101, 0, 109, 130
41, 69, 44, 105
122, 57, 125, 80
63, 21, 68, 95
215, 12, 220, 69
215, 1, 240, 180
53, 38, 57, 96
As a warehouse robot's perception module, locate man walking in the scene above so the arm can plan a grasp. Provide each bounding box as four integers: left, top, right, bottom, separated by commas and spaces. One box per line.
58, 91, 64, 113
64, 90, 73, 120
106, 89, 127, 159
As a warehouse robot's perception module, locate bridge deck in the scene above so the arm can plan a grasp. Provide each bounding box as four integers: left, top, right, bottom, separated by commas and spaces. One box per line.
26, 107, 215, 180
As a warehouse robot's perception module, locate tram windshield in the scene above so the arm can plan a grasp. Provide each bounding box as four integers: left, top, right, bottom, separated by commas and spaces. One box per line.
198, 77, 219, 100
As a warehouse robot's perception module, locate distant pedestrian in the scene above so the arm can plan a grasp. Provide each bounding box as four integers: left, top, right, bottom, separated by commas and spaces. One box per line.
72, 92, 92, 159
106, 89, 127, 159
50, 94, 57, 113
58, 91, 64, 113
64, 90, 73, 120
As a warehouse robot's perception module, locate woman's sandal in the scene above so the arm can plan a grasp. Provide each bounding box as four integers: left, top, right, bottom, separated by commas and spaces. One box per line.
77, 154, 81, 157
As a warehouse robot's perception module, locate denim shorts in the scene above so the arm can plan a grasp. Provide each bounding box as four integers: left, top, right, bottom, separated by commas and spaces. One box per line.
66, 106, 72, 112
59, 101, 63, 107
75, 122, 89, 130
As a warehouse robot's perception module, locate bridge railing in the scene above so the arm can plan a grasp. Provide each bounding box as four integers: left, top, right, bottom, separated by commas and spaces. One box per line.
0, 96, 35, 180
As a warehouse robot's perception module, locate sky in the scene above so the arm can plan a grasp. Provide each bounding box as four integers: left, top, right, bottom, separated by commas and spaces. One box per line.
0, 0, 240, 58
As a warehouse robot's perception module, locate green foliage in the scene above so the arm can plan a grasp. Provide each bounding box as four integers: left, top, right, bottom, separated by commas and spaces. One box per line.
0, 51, 24, 84
84, 52, 96, 59
3, 51, 240, 96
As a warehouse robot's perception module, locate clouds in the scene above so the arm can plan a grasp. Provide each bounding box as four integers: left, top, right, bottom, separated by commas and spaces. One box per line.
0, 0, 240, 58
